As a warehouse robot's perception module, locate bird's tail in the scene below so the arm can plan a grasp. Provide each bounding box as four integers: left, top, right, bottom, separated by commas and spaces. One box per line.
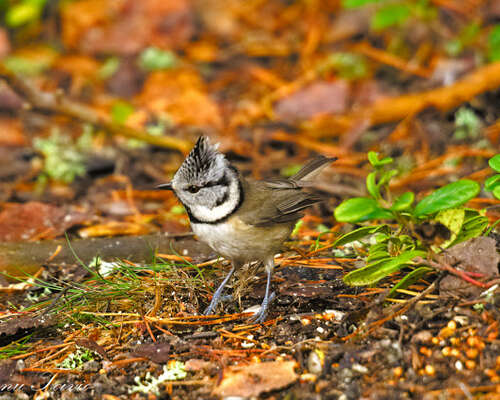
290, 156, 337, 182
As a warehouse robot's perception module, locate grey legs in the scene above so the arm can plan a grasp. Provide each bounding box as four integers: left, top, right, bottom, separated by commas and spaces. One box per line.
203, 258, 275, 323
203, 264, 236, 315
248, 256, 275, 323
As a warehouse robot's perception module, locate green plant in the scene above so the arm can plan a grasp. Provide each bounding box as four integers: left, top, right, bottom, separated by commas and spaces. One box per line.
341, 0, 437, 31
34, 128, 92, 184
3, 0, 47, 27
139, 47, 177, 71
58, 347, 98, 370
335, 151, 480, 224
488, 24, 500, 62
111, 101, 135, 125
130, 361, 186, 395
453, 107, 481, 140
333, 152, 489, 289
445, 22, 480, 57
485, 154, 500, 200
0, 333, 33, 360
319, 52, 368, 80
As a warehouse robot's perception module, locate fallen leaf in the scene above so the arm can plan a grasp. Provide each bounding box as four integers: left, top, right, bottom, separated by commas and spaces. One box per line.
274, 80, 349, 122
61, 0, 194, 55
185, 359, 215, 373
0, 82, 23, 111
135, 69, 222, 128
0, 314, 55, 336
439, 237, 500, 297
0, 28, 10, 58
78, 221, 155, 238
213, 361, 298, 398
132, 342, 171, 364
0, 202, 86, 242
0, 360, 16, 384
0, 117, 25, 146
106, 59, 145, 97
75, 338, 108, 359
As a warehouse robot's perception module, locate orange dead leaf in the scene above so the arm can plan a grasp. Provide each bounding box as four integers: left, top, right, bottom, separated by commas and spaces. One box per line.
78, 221, 155, 238
136, 69, 222, 129
213, 361, 298, 398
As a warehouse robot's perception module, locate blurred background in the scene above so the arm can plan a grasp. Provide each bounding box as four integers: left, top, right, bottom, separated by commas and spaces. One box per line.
0, 0, 499, 238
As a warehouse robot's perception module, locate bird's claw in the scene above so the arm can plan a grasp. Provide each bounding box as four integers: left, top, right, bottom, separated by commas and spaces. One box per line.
247, 291, 276, 324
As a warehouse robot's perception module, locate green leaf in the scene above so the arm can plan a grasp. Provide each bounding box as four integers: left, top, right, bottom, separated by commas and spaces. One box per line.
335, 197, 392, 222
371, 4, 411, 30
494, 185, 500, 200
388, 267, 433, 297
414, 180, 480, 217
321, 52, 368, 80
378, 169, 397, 186
111, 102, 134, 125
367, 151, 393, 167
366, 172, 379, 199
361, 207, 394, 221
291, 219, 304, 236
433, 208, 465, 249
3, 56, 50, 76
448, 212, 489, 247
343, 250, 427, 286
489, 154, 500, 172
281, 164, 303, 177
454, 107, 481, 140
333, 225, 388, 247
485, 174, 500, 191
341, 0, 380, 8
99, 57, 120, 79
377, 157, 394, 166
488, 25, 500, 62
485, 219, 500, 236
367, 151, 379, 166
390, 192, 414, 211
366, 243, 390, 262
5, 2, 43, 27
139, 47, 177, 71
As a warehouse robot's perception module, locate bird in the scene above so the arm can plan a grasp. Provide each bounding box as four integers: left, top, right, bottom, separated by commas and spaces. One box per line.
158, 136, 336, 322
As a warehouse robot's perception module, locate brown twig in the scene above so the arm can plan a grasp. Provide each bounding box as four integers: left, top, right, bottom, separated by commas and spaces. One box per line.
304, 61, 500, 138
0, 65, 192, 153
415, 257, 494, 289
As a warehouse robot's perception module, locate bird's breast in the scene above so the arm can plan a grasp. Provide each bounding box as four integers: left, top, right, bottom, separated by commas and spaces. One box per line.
191, 215, 293, 263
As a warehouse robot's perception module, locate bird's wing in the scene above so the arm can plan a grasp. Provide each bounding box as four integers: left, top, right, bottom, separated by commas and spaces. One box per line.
239, 183, 324, 227
239, 157, 334, 227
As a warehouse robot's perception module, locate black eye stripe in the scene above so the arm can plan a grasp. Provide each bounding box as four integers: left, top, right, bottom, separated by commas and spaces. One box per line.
205, 178, 224, 187
185, 172, 231, 194
204, 173, 229, 188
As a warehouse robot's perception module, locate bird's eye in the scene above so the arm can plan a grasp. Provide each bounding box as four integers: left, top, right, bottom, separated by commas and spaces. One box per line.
187, 186, 200, 193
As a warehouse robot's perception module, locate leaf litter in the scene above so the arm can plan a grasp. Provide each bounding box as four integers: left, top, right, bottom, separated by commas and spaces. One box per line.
0, 0, 499, 399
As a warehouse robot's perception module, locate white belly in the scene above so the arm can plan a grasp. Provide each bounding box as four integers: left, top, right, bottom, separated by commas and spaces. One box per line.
191, 216, 292, 263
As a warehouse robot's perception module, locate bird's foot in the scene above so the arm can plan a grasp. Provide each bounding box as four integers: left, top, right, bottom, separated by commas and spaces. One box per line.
203, 297, 218, 316
247, 292, 276, 324
203, 295, 233, 315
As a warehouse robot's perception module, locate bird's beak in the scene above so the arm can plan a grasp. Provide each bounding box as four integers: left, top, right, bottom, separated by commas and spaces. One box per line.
157, 182, 173, 190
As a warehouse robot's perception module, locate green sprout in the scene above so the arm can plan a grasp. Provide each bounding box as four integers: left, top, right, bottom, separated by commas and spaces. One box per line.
58, 347, 98, 370
34, 128, 93, 184
333, 151, 489, 289
129, 361, 187, 395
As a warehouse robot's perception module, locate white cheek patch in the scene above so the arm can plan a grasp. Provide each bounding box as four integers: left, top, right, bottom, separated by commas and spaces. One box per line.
189, 175, 240, 222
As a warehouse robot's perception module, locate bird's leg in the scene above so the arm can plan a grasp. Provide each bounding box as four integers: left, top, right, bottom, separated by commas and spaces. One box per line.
248, 256, 275, 323
203, 263, 236, 315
